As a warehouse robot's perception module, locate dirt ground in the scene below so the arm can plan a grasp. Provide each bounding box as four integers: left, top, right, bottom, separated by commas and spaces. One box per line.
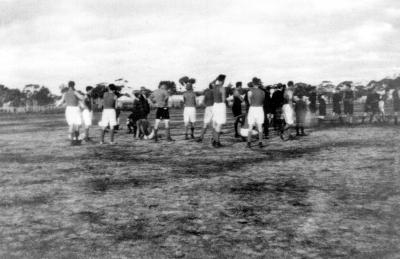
0, 110, 399, 258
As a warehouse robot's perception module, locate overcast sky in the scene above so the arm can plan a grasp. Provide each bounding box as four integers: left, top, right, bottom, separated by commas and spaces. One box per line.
1, 0, 399, 93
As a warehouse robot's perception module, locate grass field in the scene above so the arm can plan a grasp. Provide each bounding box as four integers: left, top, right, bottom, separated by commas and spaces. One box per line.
0, 109, 399, 258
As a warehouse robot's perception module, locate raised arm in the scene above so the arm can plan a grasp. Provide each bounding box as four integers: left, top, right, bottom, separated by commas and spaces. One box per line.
221, 86, 226, 103
56, 94, 65, 107
247, 90, 253, 106
74, 91, 85, 101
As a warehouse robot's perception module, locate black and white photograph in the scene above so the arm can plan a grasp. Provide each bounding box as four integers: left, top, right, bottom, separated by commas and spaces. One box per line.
1, 0, 400, 258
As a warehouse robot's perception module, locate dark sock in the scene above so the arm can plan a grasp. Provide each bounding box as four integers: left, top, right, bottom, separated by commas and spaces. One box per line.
191, 127, 195, 138
110, 130, 114, 142
154, 129, 158, 141
85, 129, 89, 139
167, 128, 173, 140
101, 130, 105, 143
234, 120, 239, 136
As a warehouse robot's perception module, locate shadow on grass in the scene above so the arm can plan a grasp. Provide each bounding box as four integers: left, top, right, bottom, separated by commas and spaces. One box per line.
0, 194, 50, 207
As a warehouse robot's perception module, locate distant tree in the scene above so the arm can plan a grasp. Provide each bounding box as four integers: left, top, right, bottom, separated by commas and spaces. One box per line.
32, 86, 54, 105
4, 88, 25, 106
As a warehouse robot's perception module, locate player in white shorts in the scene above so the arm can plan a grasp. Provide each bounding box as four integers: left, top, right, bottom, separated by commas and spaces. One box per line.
82, 86, 94, 141
56, 81, 84, 145
181, 78, 197, 139
99, 84, 118, 144
280, 81, 296, 140
197, 84, 214, 142
211, 74, 227, 148
246, 77, 266, 148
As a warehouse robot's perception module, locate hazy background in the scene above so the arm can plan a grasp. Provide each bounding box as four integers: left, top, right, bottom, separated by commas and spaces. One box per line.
1, 0, 399, 92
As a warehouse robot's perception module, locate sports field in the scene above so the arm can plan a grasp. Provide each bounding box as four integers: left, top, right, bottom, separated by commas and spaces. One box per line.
0, 110, 399, 258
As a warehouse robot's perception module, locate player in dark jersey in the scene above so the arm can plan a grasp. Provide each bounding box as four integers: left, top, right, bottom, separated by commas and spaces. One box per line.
262, 85, 272, 139
82, 86, 94, 141
98, 84, 118, 144
392, 88, 400, 125
332, 87, 343, 123
150, 82, 174, 142
295, 93, 308, 136
246, 77, 265, 148
232, 82, 244, 138
211, 74, 227, 147
197, 84, 214, 142
182, 79, 197, 139
342, 84, 355, 124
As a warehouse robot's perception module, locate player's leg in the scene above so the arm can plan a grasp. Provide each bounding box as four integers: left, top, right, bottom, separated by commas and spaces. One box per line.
135, 120, 141, 139
183, 108, 189, 139
214, 123, 222, 147
247, 122, 254, 148
154, 119, 160, 142
190, 108, 196, 139
165, 119, 174, 141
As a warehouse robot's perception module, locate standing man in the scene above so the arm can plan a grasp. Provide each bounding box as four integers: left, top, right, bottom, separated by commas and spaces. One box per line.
392, 88, 400, 125
246, 77, 265, 148
262, 85, 272, 139
82, 86, 94, 141
132, 88, 151, 139
332, 87, 343, 123
197, 84, 214, 142
56, 81, 84, 145
232, 82, 244, 138
343, 83, 355, 124
280, 81, 296, 140
271, 83, 285, 132
211, 74, 227, 148
150, 82, 174, 142
182, 78, 197, 139
98, 84, 118, 144
295, 93, 308, 136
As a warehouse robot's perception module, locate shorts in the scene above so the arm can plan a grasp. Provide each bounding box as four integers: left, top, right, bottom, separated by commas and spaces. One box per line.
82, 109, 93, 126
65, 106, 82, 126
204, 106, 213, 124
212, 103, 227, 125
247, 106, 265, 126
232, 105, 242, 117
183, 107, 196, 123
98, 109, 117, 128
240, 128, 258, 137
156, 107, 170, 120
296, 112, 306, 126
282, 104, 295, 125
343, 101, 354, 115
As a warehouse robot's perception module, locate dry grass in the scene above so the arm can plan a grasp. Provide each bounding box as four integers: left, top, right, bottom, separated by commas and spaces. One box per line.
0, 110, 399, 258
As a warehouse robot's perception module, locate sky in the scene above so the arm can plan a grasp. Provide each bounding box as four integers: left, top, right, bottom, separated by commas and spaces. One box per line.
0, 0, 399, 93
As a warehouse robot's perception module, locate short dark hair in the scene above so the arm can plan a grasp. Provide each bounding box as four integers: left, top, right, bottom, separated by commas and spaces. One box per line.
108, 84, 116, 91
86, 86, 93, 92
287, 81, 294, 87
248, 82, 253, 88
68, 81, 75, 88
236, 82, 242, 88
208, 83, 213, 89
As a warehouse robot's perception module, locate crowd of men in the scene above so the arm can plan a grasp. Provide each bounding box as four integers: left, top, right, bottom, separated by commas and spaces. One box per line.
57, 76, 400, 147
